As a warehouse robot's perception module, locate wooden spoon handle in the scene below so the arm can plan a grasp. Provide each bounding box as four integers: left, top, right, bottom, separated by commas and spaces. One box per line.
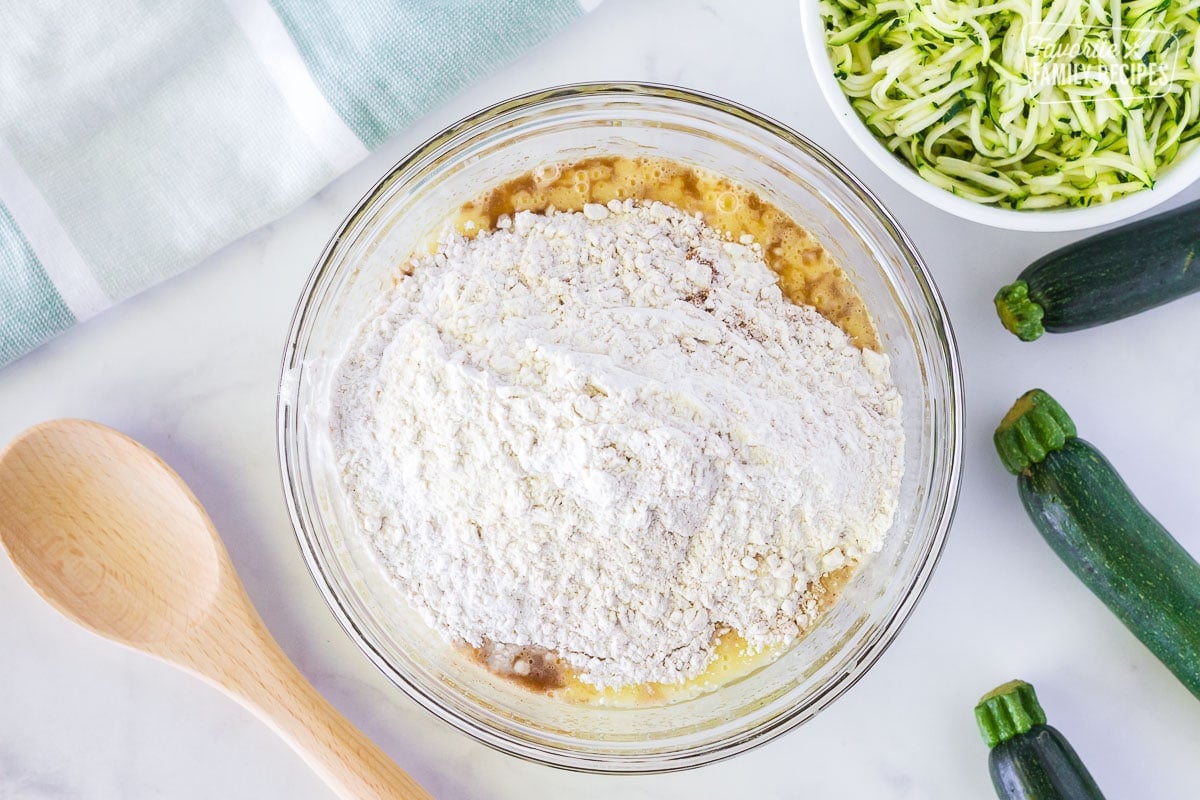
205, 612, 432, 800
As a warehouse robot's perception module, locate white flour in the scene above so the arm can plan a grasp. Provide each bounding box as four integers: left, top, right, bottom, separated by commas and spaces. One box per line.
331, 200, 904, 688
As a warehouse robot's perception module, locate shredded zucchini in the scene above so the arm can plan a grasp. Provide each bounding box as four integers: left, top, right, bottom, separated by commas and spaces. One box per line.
821, 0, 1200, 208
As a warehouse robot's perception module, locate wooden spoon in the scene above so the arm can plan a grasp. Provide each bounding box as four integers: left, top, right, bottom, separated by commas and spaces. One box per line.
0, 419, 431, 800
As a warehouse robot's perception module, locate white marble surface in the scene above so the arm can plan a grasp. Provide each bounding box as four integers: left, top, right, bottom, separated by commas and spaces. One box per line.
3, 1, 1200, 797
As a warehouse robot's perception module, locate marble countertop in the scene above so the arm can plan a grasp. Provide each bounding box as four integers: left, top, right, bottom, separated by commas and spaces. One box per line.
3, 1, 1200, 797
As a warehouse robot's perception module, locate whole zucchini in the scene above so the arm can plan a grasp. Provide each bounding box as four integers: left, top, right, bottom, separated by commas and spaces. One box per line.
976, 680, 1106, 800
994, 389, 1200, 700
995, 199, 1200, 341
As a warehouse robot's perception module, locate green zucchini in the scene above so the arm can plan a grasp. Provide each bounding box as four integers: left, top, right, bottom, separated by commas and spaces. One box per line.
976, 680, 1106, 800
995, 200, 1200, 341
995, 390, 1200, 700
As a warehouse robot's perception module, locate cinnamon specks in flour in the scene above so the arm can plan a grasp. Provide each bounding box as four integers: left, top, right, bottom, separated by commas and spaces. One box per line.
331, 199, 904, 688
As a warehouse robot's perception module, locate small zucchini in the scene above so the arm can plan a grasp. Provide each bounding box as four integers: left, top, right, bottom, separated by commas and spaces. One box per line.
995, 390, 1200, 700
995, 199, 1200, 341
976, 680, 1106, 800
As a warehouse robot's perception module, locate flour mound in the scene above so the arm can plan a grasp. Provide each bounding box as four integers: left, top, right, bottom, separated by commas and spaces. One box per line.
332, 200, 904, 688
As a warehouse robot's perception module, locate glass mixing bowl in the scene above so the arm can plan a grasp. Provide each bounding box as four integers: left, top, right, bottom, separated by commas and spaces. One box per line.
277, 83, 963, 773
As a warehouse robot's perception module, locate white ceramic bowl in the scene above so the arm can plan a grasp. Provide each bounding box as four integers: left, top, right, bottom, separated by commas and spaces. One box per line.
799, 3, 1200, 232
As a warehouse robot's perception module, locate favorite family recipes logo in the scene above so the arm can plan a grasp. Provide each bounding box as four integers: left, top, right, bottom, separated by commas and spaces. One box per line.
1025, 20, 1183, 100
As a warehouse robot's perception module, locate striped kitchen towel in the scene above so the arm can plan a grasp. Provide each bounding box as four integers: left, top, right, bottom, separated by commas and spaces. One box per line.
0, 0, 600, 367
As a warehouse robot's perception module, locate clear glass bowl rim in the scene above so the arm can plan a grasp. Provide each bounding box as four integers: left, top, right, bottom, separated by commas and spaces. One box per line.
276, 81, 965, 774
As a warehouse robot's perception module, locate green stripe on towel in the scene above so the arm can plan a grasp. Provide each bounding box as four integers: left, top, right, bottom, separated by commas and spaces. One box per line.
0, 0, 596, 368
0, 203, 76, 366
270, 0, 585, 148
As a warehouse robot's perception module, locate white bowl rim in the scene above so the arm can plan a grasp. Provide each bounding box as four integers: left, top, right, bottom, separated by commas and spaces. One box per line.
798, 2, 1200, 232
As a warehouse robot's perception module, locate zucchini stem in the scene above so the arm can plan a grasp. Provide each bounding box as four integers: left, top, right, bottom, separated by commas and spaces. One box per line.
976, 679, 1048, 748
995, 280, 1046, 341
994, 389, 1077, 475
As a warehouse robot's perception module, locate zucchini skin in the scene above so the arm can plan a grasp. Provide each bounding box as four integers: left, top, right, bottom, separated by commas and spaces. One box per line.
1020, 199, 1200, 333
1020, 438, 1200, 700
989, 725, 1106, 800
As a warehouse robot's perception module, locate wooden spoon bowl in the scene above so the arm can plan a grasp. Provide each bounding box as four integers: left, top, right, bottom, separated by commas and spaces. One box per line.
0, 419, 430, 800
